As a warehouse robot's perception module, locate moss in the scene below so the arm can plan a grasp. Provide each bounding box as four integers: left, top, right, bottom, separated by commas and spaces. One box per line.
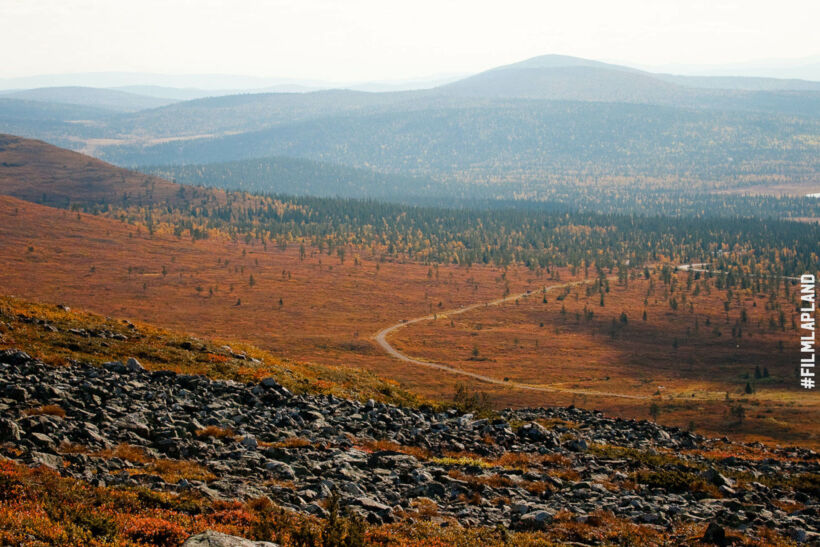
430, 456, 493, 468
68, 508, 118, 541
758, 472, 820, 497
589, 444, 704, 471
633, 470, 720, 498
133, 487, 204, 514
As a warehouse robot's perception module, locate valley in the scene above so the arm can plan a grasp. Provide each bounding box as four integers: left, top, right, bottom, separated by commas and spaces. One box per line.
0, 45, 819, 546
0, 137, 816, 449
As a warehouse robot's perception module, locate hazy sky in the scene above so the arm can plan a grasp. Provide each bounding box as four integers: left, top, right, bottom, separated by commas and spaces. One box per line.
2, 0, 818, 81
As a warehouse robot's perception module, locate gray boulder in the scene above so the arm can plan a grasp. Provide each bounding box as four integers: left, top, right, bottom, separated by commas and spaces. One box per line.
182, 530, 279, 546
517, 510, 555, 530
29, 451, 63, 470
126, 357, 146, 372
0, 418, 21, 442
102, 361, 127, 373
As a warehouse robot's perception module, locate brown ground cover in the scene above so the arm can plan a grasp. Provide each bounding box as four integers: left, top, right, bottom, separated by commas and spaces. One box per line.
0, 134, 188, 207
0, 194, 546, 392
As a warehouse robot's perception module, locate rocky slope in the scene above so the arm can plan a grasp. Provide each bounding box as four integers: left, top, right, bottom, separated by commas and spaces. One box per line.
0, 349, 818, 544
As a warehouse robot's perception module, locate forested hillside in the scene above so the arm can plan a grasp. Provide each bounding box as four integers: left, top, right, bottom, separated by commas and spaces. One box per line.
145, 156, 445, 200
108, 102, 819, 191
145, 159, 820, 218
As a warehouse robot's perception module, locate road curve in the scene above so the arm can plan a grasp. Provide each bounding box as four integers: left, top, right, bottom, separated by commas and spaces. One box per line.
374, 263, 812, 400
373, 278, 648, 400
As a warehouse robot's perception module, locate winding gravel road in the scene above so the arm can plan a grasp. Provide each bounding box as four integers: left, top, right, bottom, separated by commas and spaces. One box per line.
373, 277, 649, 400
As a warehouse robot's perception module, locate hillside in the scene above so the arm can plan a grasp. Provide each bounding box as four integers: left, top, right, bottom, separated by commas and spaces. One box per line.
0, 292, 818, 545
4, 131, 819, 223
0, 133, 202, 207
105, 89, 423, 138
0, 133, 463, 209
657, 74, 820, 91
440, 63, 686, 104
0, 295, 424, 407
114, 84, 250, 101
142, 157, 820, 216
0, 99, 111, 149
440, 65, 820, 117
144, 156, 448, 200
85, 65, 820, 146
441, 54, 820, 103
0, 98, 112, 122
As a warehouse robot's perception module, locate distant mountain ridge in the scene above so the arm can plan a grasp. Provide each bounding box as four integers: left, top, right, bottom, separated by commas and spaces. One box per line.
440, 54, 820, 102
487, 54, 642, 72
657, 74, 820, 91
0, 54, 818, 198
78, 57, 820, 144
0, 86, 176, 112
643, 55, 820, 81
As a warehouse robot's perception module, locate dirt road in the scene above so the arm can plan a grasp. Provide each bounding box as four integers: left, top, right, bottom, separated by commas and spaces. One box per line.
373, 278, 649, 400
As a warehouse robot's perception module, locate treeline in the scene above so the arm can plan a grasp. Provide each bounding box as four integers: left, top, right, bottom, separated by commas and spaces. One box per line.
141, 158, 820, 219
78, 192, 820, 278
498, 189, 820, 219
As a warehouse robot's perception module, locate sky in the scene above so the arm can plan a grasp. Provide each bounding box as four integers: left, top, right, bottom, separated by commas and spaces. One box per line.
2, 0, 819, 82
